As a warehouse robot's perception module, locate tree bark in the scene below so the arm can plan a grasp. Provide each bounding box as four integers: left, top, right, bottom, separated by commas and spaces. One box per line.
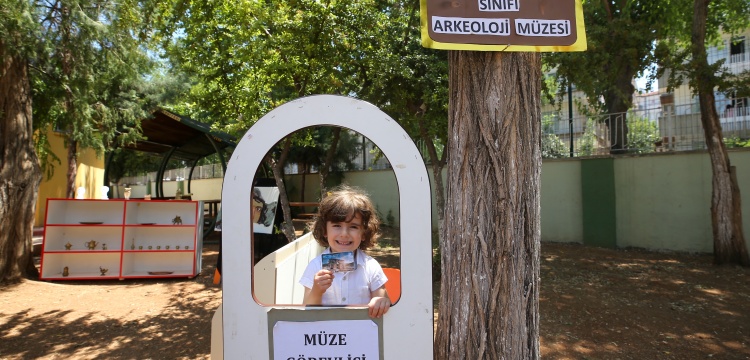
435, 51, 541, 359
691, 0, 750, 266
60, 3, 78, 199
66, 139, 78, 198
269, 138, 297, 242
0, 40, 43, 283
603, 67, 636, 154
319, 127, 341, 197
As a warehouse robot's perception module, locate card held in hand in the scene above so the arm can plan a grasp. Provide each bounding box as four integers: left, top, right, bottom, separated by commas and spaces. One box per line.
322, 251, 357, 272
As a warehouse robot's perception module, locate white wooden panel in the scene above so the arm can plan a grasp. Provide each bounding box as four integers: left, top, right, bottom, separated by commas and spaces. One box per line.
222, 95, 433, 359
273, 234, 324, 304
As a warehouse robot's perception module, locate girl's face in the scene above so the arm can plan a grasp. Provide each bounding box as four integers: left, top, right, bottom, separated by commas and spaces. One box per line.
325, 213, 364, 253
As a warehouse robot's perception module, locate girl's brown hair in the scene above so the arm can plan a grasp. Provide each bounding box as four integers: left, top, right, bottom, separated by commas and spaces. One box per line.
311, 185, 380, 250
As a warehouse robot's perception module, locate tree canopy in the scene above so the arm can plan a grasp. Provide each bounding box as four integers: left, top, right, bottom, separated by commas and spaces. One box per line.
27, 0, 160, 195
544, 1, 675, 152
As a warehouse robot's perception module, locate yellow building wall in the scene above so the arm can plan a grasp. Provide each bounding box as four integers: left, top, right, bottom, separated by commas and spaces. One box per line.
34, 129, 106, 226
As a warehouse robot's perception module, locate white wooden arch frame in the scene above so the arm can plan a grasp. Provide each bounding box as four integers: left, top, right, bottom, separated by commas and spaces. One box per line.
221, 95, 434, 359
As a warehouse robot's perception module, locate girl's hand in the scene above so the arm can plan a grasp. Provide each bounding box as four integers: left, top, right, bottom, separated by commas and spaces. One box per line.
304, 269, 334, 305
368, 285, 390, 318
368, 296, 390, 318
312, 269, 334, 293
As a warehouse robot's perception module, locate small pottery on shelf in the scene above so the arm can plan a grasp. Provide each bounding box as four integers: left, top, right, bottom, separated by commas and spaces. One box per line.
172, 215, 183, 225
85, 240, 98, 250
101, 243, 107, 250
148, 271, 174, 275
138, 246, 143, 250
64, 242, 73, 250
156, 246, 161, 250
165, 245, 170, 250
62, 266, 69, 277
148, 246, 152, 250
175, 246, 180, 250
99, 266, 108, 276
184, 245, 189, 250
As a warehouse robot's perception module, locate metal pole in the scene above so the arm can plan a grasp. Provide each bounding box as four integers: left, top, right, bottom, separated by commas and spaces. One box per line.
568, 83, 574, 157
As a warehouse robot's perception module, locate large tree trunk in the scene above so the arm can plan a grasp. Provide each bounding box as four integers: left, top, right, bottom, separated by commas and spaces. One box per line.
0, 41, 43, 283
319, 127, 341, 197
692, 0, 750, 266
66, 139, 78, 198
435, 51, 541, 358
60, 3, 77, 199
603, 67, 636, 154
269, 138, 296, 242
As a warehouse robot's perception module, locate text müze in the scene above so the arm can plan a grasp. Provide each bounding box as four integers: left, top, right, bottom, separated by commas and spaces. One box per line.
515, 19, 571, 37
304, 331, 347, 346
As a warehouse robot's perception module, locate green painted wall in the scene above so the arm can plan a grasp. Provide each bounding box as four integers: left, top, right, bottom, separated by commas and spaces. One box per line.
580, 158, 617, 248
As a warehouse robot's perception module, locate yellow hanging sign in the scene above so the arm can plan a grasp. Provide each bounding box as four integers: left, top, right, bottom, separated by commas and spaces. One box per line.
420, 0, 587, 52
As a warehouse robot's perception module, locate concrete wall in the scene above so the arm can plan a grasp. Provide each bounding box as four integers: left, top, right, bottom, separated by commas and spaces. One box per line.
117, 149, 750, 254
615, 151, 750, 252
283, 170, 402, 227
543, 149, 750, 253
540, 159, 583, 243
116, 177, 224, 201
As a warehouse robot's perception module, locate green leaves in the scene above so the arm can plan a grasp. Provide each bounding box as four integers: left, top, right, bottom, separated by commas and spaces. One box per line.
161, 0, 447, 143
28, 0, 158, 152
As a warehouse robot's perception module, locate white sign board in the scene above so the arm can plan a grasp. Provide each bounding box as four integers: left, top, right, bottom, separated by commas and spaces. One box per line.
273, 320, 379, 360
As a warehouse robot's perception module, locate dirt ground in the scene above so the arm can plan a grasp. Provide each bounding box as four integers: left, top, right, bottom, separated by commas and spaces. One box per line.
1, 238, 749, 359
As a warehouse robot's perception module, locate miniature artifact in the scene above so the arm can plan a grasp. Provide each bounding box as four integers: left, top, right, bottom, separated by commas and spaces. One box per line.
99, 266, 108, 276
148, 246, 152, 250
157, 246, 161, 250
131, 238, 135, 250
102, 243, 107, 250
165, 245, 170, 250
184, 245, 189, 250
172, 215, 183, 225
64, 242, 73, 250
85, 240, 98, 250
139, 246, 143, 250
175, 245, 180, 250
62, 266, 69, 277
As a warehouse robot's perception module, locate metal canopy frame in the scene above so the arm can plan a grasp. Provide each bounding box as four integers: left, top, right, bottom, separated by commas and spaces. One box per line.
104, 108, 236, 237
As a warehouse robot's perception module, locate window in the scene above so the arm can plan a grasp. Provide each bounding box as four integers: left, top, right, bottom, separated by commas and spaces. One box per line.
730, 37, 746, 63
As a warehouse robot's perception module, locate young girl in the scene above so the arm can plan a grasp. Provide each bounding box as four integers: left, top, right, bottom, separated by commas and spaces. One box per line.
299, 186, 390, 318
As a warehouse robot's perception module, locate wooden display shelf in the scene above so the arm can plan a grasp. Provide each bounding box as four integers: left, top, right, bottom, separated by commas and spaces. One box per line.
40, 198, 203, 280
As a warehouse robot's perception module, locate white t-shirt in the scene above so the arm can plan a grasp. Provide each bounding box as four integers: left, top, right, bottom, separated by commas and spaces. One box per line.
299, 248, 388, 305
